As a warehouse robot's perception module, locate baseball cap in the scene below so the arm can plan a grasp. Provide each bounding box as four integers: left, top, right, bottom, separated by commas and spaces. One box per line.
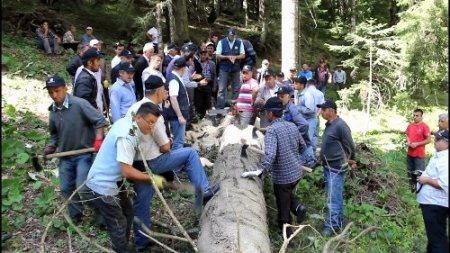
263, 97, 284, 111
276, 71, 284, 77
263, 69, 274, 78
81, 47, 105, 61
86, 26, 93, 30
44, 75, 65, 89
242, 65, 253, 72
434, 130, 449, 141
167, 43, 178, 50
173, 57, 187, 68
293, 76, 308, 84
144, 75, 165, 90
275, 85, 294, 95
199, 47, 207, 53
119, 49, 134, 57
205, 41, 214, 47
118, 62, 135, 72
227, 28, 236, 36
89, 39, 100, 47
317, 100, 337, 110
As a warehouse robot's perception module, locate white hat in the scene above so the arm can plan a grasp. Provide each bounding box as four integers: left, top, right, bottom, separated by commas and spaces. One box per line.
86, 26, 93, 30
89, 39, 100, 47
262, 59, 269, 65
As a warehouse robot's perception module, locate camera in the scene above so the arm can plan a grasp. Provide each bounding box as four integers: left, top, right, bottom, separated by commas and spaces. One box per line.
408, 170, 423, 184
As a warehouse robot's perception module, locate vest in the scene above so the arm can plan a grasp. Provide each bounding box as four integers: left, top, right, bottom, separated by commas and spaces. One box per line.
87, 118, 137, 196
164, 72, 190, 121
219, 38, 242, 72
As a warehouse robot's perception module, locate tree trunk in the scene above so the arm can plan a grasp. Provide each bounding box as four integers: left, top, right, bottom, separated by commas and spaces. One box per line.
198, 125, 270, 253
259, 0, 267, 44
243, 0, 248, 27
350, 0, 356, 32
156, 2, 163, 50
171, 0, 189, 44
365, 43, 373, 135
282, 0, 298, 74
163, 3, 171, 43
214, 0, 220, 17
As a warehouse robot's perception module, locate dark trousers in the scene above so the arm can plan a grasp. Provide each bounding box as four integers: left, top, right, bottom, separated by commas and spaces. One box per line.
88, 189, 134, 253
194, 89, 212, 119
62, 42, 79, 51
407, 155, 425, 184
273, 180, 301, 237
420, 204, 449, 253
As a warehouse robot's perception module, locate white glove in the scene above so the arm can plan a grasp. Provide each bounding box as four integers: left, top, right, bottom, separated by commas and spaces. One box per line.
241, 169, 263, 178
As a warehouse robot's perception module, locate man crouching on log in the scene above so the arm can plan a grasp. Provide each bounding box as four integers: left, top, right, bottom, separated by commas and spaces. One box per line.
241, 97, 307, 244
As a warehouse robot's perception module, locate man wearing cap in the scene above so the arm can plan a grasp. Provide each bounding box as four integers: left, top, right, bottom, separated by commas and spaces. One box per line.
80, 26, 96, 43
66, 42, 90, 83
43, 75, 106, 223
111, 42, 125, 69
405, 109, 432, 192
236, 65, 259, 125
110, 49, 135, 84
133, 42, 155, 101
241, 97, 307, 243
256, 59, 270, 88
215, 27, 246, 109
294, 77, 320, 163
276, 84, 316, 167
142, 54, 166, 91
162, 43, 179, 76
416, 129, 448, 253
317, 100, 356, 236
254, 69, 281, 128
110, 62, 137, 123
297, 63, 313, 81
73, 47, 104, 110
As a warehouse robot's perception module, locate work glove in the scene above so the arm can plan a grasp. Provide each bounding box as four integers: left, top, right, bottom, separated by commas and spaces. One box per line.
152, 174, 167, 189
43, 146, 56, 155
93, 138, 103, 152
241, 169, 263, 178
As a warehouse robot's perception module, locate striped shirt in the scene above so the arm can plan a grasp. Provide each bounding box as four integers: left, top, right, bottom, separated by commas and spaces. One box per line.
236, 78, 259, 112
259, 118, 305, 184
417, 150, 448, 207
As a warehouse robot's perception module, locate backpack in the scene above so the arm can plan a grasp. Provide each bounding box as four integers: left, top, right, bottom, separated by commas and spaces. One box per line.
241, 39, 257, 69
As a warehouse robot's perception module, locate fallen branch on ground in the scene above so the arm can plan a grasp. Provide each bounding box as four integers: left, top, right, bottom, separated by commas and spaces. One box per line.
322, 222, 380, 253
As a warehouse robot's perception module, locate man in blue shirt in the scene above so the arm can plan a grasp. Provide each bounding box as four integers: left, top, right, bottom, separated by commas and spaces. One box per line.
80, 26, 96, 43
242, 97, 307, 243
297, 63, 313, 81
215, 27, 246, 109
86, 102, 165, 253
110, 62, 137, 123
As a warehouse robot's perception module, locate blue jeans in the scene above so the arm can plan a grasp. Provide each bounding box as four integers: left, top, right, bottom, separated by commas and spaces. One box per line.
323, 166, 346, 229
300, 145, 316, 166
317, 81, 326, 95
148, 148, 209, 191
217, 70, 241, 109
132, 180, 155, 248
58, 154, 92, 218
36, 37, 59, 54
170, 120, 186, 150
306, 117, 318, 152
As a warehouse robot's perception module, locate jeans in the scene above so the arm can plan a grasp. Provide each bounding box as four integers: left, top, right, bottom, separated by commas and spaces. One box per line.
420, 204, 449, 253
37, 37, 59, 54
148, 147, 209, 192
300, 145, 316, 166
238, 111, 256, 126
87, 189, 134, 253
170, 120, 186, 150
317, 81, 326, 95
406, 155, 425, 185
306, 117, 318, 152
323, 166, 346, 230
273, 180, 301, 237
58, 154, 92, 218
217, 70, 241, 109
131, 161, 155, 249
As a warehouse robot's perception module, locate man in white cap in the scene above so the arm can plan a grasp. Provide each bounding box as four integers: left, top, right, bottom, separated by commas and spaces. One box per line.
81, 26, 96, 43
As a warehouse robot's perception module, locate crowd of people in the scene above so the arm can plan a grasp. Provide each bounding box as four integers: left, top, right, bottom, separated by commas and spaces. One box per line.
38, 21, 448, 252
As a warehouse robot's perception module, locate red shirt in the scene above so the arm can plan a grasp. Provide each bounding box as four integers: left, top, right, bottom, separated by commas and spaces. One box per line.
405, 122, 430, 158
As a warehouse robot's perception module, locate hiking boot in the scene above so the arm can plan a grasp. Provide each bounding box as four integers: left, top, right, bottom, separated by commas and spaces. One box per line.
203, 183, 220, 204
296, 205, 307, 224
194, 187, 204, 215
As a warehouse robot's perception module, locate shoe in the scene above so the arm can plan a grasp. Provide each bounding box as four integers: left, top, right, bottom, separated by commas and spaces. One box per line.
203, 183, 220, 204
321, 227, 335, 237
296, 205, 307, 223
194, 187, 204, 215
135, 242, 154, 252
71, 214, 83, 225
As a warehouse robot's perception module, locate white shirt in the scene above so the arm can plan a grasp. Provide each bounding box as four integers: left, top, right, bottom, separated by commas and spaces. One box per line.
111, 55, 121, 69
125, 97, 169, 161
147, 27, 159, 44
141, 67, 166, 93
416, 149, 448, 207
168, 71, 189, 104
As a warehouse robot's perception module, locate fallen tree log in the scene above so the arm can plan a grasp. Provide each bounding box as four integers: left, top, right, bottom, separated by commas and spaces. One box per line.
197, 125, 271, 253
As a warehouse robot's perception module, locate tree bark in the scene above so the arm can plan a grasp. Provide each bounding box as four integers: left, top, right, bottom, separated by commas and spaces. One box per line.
171, 0, 189, 44
351, 0, 356, 32
259, 0, 267, 44
243, 0, 249, 27
282, 0, 298, 74
198, 125, 270, 253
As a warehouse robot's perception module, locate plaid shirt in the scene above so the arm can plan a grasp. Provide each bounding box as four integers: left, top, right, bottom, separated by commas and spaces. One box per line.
259, 118, 306, 184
